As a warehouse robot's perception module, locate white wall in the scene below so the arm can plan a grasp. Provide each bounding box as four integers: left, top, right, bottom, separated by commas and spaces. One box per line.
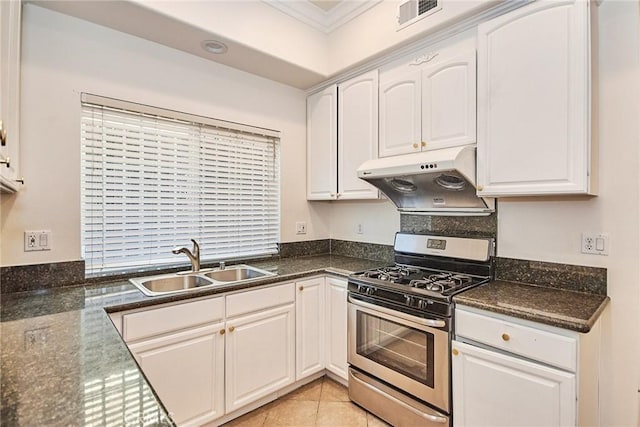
328, 200, 399, 245
496, 1, 640, 424
0, 4, 328, 266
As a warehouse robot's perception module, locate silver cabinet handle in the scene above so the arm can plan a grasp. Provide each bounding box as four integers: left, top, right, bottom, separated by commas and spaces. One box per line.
0, 157, 10, 168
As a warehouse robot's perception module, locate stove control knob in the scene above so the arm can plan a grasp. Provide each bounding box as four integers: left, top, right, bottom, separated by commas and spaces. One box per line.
417, 299, 430, 310
365, 287, 375, 296
404, 295, 415, 306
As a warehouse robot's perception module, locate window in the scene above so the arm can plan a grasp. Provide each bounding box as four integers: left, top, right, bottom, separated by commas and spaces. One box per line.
80, 94, 280, 276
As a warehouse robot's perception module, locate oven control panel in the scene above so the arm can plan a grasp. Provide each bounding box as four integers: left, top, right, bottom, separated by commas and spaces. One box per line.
348, 280, 451, 318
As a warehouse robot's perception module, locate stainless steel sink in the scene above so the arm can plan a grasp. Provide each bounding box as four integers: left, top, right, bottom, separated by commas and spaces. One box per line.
129, 274, 215, 296
129, 264, 275, 296
202, 265, 275, 282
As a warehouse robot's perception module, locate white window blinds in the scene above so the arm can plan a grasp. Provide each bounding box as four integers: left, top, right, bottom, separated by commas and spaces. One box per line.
80, 94, 280, 276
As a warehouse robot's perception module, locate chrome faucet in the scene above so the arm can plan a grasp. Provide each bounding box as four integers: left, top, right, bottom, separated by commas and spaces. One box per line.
172, 239, 200, 272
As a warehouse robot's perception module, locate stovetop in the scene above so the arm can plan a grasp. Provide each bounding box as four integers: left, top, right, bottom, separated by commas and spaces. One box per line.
351, 264, 489, 298
347, 233, 494, 318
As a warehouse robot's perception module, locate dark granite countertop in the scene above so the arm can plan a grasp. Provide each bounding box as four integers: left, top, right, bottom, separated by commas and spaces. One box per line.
453, 280, 610, 333
0, 254, 381, 426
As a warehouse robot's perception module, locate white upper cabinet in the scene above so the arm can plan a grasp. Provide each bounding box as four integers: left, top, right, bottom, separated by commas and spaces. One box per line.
307, 86, 337, 200
0, 0, 21, 193
379, 70, 422, 158
476, 0, 595, 196
379, 50, 476, 157
337, 70, 379, 199
421, 52, 476, 151
307, 70, 378, 200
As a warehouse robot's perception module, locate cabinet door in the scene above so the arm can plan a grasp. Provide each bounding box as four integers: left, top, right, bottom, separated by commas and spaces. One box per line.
0, 0, 21, 192
225, 303, 295, 412
307, 86, 337, 200
295, 277, 325, 380
421, 52, 476, 151
129, 323, 225, 427
452, 340, 576, 427
338, 70, 378, 199
477, 0, 592, 196
379, 70, 422, 157
325, 277, 348, 380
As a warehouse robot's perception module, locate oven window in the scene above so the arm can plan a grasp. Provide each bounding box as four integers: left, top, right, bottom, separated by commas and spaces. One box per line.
356, 311, 435, 387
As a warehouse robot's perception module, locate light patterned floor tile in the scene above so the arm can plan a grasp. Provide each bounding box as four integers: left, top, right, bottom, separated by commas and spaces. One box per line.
263, 399, 319, 426
283, 378, 323, 401
221, 375, 400, 427
222, 405, 269, 427
366, 412, 392, 427
320, 378, 350, 402
316, 401, 367, 427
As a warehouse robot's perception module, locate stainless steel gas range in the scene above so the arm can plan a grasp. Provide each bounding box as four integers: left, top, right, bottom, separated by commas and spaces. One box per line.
347, 232, 494, 427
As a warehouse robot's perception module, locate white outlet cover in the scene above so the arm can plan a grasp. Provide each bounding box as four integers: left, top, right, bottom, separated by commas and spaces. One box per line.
24, 230, 51, 251
581, 232, 608, 256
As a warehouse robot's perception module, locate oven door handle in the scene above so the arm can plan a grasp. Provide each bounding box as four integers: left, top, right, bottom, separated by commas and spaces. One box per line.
350, 369, 449, 424
348, 296, 446, 328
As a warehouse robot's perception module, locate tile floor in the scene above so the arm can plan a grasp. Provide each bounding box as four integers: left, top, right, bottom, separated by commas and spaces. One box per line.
222, 376, 392, 427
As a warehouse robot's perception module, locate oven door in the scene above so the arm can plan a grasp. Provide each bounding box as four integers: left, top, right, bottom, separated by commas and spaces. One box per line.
347, 295, 450, 413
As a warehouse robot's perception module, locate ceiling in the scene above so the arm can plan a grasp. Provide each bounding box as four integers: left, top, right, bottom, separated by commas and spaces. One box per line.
263, 0, 381, 33
308, 0, 342, 12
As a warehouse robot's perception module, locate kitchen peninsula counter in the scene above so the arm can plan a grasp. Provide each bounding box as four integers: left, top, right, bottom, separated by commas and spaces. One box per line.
0, 254, 381, 426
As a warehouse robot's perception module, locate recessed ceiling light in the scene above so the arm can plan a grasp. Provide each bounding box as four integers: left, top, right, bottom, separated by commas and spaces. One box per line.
201, 40, 228, 54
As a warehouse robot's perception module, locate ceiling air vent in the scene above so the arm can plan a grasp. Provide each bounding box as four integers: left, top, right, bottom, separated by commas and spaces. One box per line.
397, 0, 442, 29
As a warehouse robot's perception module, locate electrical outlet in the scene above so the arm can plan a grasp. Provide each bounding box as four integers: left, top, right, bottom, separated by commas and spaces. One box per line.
24, 230, 51, 251
357, 224, 364, 234
581, 232, 609, 255
296, 222, 307, 235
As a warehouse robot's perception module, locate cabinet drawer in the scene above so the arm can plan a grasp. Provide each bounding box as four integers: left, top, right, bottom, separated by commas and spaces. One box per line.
455, 308, 577, 372
123, 297, 224, 342
226, 283, 295, 318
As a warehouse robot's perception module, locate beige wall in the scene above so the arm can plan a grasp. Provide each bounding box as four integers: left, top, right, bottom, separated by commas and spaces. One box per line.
0, 4, 329, 266
134, 0, 330, 75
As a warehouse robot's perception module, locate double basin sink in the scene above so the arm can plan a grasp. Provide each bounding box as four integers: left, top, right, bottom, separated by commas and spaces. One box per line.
129, 264, 275, 296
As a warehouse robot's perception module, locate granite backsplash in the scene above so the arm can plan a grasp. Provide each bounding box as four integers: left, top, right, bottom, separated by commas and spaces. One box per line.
1, 213, 607, 296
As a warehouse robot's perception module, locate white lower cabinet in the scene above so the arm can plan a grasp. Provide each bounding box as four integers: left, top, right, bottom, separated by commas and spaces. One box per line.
452, 306, 602, 427
128, 323, 225, 426
121, 277, 350, 425
324, 277, 348, 380
295, 276, 325, 380
225, 303, 295, 412
123, 297, 226, 427
452, 340, 575, 426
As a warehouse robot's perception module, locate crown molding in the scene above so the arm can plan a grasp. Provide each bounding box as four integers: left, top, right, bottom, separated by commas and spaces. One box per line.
263, 0, 382, 34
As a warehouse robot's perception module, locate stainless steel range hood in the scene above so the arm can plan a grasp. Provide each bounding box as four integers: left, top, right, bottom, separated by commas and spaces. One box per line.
357, 146, 495, 216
